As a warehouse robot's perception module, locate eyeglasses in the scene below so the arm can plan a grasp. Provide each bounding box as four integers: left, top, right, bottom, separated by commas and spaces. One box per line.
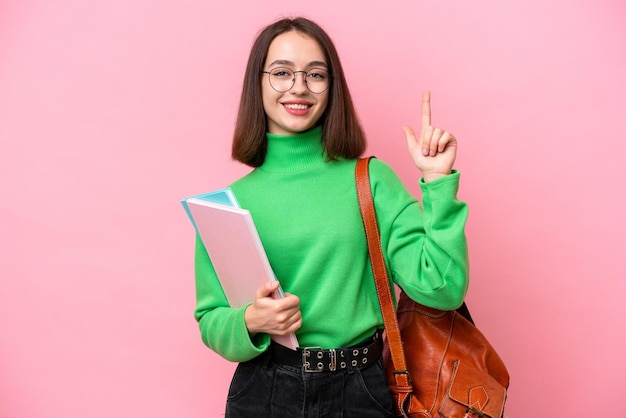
262, 67, 331, 94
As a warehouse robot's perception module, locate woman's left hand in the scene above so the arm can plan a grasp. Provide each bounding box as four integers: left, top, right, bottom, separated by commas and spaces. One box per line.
403, 91, 457, 182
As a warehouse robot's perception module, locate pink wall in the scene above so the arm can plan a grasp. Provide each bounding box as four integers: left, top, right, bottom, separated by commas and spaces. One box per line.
1, 0, 624, 416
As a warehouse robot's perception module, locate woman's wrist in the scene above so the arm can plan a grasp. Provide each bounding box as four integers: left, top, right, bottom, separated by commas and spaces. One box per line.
422, 171, 450, 183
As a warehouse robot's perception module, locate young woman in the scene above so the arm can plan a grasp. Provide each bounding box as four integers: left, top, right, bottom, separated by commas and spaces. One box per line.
193, 17, 469, 417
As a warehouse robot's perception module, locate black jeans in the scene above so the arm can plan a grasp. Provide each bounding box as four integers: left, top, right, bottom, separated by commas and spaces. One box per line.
225, 348, 393, 417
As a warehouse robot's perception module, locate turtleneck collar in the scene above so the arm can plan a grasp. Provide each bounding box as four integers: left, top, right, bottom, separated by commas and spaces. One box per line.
260, 125, 326, 173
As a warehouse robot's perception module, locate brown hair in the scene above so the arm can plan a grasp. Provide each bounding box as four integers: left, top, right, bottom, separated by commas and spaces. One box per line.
231, 17, 366, 167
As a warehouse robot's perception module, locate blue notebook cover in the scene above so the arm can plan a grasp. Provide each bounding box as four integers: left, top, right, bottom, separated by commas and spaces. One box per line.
181, 187, 240, 234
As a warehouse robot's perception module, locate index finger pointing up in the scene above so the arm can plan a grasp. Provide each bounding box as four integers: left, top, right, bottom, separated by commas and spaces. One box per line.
421, 90, 431, 130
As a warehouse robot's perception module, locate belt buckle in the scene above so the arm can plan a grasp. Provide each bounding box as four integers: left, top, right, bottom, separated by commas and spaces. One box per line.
302, 347, 324, 373
328, 348, 337, 371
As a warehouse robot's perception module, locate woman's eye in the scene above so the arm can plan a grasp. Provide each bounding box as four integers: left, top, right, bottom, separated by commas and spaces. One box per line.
307, 70, 327, 80
272, 69, 292, 78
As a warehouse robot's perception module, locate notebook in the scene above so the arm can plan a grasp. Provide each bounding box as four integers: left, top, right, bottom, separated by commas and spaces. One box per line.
182, 188, 299, 350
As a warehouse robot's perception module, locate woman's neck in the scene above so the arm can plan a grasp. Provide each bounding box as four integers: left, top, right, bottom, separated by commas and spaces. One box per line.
260, 126, 325, 173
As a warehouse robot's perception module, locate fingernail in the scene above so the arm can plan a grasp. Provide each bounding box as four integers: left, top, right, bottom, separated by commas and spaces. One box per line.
422, 148, 429, 156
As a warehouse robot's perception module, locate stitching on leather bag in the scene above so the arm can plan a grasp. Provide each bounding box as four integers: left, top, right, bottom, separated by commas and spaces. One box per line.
437, 359, 461, 415
445, 359, 508, 418
468, 386, 489, 412
413, 305, 449, 319
426, 310, 456, 414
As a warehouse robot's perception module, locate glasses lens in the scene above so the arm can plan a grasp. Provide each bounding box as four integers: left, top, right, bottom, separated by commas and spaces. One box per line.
268, 68, 330, 93
268, 68, 294, 93
305, 68, 330, 94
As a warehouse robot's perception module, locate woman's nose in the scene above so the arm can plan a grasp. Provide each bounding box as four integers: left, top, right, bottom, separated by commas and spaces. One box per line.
289, 71, 308, 94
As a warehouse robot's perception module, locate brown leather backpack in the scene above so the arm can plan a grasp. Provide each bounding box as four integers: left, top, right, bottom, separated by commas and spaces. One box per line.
356, 157, 510, 417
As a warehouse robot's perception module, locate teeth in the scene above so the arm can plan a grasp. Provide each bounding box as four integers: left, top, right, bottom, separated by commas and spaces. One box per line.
284, 104, 309, 110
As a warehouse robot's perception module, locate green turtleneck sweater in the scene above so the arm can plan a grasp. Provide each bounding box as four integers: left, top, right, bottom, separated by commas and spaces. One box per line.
194, 126, 469, 362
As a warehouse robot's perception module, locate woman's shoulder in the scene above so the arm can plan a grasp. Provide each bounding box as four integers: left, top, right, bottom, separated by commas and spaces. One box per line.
357, 157, 417, 214
229, 167, 261, 188
364, 157, 404, 185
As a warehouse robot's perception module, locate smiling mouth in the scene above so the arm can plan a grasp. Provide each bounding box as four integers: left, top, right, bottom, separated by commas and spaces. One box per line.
283, 103, 311, 110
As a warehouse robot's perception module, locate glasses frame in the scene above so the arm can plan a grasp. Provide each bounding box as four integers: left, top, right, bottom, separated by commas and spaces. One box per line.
262, 67, 332, 94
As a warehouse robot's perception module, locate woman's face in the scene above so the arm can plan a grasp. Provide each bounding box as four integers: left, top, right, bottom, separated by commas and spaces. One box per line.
262, 31, 329, 135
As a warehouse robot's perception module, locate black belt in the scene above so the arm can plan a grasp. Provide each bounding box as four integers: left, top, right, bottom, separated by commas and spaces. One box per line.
268, 334, 383, 373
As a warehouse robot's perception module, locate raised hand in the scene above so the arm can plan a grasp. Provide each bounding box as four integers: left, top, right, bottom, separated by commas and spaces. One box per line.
244, 281, 302, 337
403, 91, 458, 182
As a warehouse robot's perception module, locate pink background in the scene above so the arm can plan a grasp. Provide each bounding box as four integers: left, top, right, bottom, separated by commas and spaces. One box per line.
1, 0, 624, 416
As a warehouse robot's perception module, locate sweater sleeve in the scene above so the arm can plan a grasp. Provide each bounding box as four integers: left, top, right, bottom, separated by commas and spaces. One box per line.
193, 235, 270, 362
369, 159, 469, 310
